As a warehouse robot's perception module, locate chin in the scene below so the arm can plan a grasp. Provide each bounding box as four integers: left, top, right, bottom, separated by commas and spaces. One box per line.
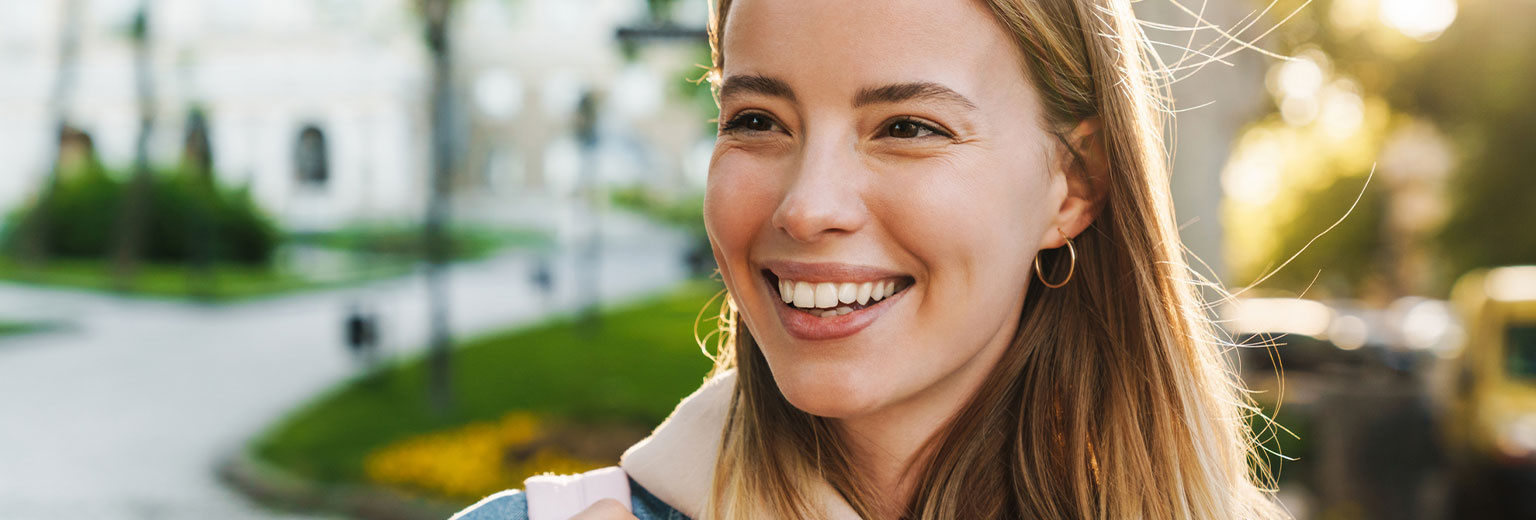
769, 361, 889, 419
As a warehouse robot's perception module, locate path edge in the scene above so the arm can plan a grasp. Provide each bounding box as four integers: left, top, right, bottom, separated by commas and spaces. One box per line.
217, 448, 465, 520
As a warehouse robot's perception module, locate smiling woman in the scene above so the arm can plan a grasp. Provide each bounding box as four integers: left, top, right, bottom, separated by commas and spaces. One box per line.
452, 1, 1288, 519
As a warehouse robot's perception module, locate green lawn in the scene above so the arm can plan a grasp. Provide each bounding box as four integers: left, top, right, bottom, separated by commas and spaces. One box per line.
286, 225, 552, 261
0, 256, 409, 301
253, 279, 724, 485
0, 321, 40, 336
0, 226, 550, 301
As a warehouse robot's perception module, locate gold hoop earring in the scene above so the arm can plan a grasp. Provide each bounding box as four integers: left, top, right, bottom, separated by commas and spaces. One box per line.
1034, 228, 1076, 289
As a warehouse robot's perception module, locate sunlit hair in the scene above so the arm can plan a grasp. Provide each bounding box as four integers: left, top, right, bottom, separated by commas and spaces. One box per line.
697, 0, 1290, 518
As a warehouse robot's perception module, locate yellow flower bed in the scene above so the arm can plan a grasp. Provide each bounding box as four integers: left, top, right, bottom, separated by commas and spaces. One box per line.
363, 411, 606, 500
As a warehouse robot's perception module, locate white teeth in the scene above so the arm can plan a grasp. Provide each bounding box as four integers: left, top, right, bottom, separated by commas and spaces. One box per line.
793, 281, 815, 308
814, 283, 838, 308
837, 283, 857, 304
777, 277, 907, 309
835, 306, 853, 315
818, 308, 840, 318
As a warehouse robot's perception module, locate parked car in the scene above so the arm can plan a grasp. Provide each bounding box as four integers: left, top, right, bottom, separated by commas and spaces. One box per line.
1445, 265, 1536, 516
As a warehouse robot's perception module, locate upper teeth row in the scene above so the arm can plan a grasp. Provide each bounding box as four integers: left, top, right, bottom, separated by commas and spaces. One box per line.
778, 279, 900, 309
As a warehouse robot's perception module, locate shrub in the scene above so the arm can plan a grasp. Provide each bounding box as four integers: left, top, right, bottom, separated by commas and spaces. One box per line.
5, 162, 279, 265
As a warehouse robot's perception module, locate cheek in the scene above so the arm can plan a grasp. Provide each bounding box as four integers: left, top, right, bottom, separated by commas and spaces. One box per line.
879, 150, 1049, 294
704, 149, 784, 280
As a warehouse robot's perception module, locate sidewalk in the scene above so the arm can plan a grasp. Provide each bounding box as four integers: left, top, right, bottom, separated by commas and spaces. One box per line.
0, 217, 692, 519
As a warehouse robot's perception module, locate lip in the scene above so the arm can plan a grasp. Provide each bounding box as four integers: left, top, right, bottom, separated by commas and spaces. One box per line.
758, 260, 913, 341
760, 260, 909, 284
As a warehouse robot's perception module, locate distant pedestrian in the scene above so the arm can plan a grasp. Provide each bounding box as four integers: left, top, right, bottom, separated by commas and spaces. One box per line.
344, 302, 380, 367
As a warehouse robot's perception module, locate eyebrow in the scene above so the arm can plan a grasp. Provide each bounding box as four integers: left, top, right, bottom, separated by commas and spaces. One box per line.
717, 75, 978, 112
854, 82, 977, 111
717, 74, 797, 103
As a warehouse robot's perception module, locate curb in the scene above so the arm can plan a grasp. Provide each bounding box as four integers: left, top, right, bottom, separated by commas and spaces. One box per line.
217, 450, 465, 520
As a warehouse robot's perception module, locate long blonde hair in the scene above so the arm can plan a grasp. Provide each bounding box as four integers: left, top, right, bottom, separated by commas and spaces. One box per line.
700, 0, 1287, 518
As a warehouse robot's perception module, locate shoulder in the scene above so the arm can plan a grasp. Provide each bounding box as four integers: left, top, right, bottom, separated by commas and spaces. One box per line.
629, 476, 691, 520
447, 478, 689, 520
450, 489, 528, 520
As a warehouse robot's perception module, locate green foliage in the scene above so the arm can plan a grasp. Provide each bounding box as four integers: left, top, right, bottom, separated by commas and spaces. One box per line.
1259, 172, 1388, 298
1228, 0, 1536, 298
611, 186, 706, 238
5, 161, 279, 265
675, 43, 719, 136
645, 0, 682, 22
1397, 0, 1536, 276
253, 280, 723, 484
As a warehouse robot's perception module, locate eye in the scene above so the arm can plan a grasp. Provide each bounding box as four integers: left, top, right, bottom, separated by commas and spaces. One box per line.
883, 117, 952, 139
720, 111, 783, 134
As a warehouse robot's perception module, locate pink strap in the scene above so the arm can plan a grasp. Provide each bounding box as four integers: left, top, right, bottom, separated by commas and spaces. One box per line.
525, 466, 632, 520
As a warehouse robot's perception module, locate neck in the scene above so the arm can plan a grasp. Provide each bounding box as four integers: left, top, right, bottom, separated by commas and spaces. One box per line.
835, 412, 934, 519
832, 328, 1014, 519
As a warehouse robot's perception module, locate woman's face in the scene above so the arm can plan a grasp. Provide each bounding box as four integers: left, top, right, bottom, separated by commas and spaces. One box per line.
705, 0, 1088, 420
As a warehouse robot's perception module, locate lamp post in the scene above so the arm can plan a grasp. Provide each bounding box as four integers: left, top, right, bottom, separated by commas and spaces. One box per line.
420, 0, 456, 412
574, 90, 601, 331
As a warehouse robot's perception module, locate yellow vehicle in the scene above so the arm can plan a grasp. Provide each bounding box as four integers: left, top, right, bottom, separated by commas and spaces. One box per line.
1447, 265, 1536, 513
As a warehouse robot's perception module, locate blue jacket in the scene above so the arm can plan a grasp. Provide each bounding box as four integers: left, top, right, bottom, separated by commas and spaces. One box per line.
452, 477, 690, 520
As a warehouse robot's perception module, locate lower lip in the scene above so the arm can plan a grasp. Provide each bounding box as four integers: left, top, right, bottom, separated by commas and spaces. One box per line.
769, 282, 908, 341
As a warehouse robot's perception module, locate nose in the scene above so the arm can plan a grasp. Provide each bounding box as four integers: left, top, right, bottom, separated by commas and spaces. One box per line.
770, 135, 867, 243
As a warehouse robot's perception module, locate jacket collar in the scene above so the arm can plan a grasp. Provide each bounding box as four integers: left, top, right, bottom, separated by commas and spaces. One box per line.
619, 370, 862, 519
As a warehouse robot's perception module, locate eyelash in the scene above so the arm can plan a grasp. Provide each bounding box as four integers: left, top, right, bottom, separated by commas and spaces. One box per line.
718, 111, 781, 134
719, 112, 955, 140
884, 116, 954, 139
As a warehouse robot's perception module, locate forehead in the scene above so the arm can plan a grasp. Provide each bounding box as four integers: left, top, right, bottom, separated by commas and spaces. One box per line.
720, 0, 1034, 108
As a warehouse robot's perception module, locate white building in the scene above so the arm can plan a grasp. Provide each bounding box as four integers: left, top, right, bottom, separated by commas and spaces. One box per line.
0, 0, 713, 232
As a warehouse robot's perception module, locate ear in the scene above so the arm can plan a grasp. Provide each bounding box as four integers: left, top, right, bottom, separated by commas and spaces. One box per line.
1041, 117, 1109, 249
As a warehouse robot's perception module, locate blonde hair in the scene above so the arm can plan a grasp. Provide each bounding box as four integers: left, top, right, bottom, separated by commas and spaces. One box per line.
700, 0, 1288, 518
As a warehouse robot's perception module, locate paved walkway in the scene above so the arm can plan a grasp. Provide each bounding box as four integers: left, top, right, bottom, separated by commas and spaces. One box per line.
0, 214, 693, 519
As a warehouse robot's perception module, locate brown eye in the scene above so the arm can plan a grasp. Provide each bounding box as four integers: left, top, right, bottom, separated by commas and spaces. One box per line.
890, 121, 922, 138
742, 114, 775, 132
884, 118, 948, 139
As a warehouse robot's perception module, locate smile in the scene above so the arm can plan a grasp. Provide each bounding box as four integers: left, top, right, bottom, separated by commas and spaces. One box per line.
760, 264, 915, 341
771, 275, 913, 317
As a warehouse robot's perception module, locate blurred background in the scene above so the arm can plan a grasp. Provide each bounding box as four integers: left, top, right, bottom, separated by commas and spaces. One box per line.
0, 0, 1529, 518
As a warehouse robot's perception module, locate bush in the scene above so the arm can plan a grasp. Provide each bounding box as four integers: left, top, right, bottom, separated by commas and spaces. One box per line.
5, 162, 279, 265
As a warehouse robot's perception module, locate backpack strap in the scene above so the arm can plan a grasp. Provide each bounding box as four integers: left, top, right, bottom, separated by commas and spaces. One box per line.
524, 466, 632, 520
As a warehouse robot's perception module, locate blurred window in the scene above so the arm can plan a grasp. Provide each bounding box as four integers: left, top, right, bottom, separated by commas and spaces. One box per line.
1507, 324, 1536, 381
295, 125, 329, 187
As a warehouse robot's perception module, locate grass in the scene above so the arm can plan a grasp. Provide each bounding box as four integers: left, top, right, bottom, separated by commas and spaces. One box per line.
0, 256, 409, 302
286, 225, 552, 261
253, 279, 724, 486
0, 226, 550, 301
0, 321, 40, 337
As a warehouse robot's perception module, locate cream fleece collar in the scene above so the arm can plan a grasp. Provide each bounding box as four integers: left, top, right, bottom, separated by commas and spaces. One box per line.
618, 369, 862, 519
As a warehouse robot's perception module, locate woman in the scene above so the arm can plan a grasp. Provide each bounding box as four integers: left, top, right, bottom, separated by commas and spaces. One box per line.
456, 0, 1287, 518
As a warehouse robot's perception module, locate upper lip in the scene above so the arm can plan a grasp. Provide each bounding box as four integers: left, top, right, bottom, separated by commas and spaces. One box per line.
760, 260, 911, 283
